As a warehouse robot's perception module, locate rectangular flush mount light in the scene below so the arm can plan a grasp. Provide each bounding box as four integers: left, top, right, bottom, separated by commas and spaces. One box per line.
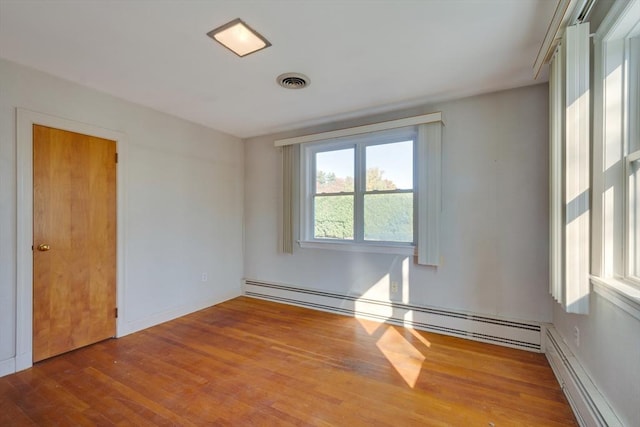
207, 18, 271, 57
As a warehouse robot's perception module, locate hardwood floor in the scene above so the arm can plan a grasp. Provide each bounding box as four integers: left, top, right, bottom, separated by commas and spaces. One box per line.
0, 297, 577, 426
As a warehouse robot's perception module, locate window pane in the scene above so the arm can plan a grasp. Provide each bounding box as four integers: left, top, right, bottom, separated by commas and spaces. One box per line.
316, 148, 354, 194
364, 193, 413, 242
314, 195, 353, 240
630, 159, 640, 276
630, 35, 640, 152
366, 140, 413, 191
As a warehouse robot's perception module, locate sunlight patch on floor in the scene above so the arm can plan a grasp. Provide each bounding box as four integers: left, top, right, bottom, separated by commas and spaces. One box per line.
376, 327, 426, 388
408, 327, 431, 348
356, 317, 382, 335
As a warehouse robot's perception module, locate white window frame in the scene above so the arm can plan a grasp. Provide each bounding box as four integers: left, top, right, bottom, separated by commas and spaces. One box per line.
591, 0, 640, 320
300, 128, 417, 254
627, 151, 640, 283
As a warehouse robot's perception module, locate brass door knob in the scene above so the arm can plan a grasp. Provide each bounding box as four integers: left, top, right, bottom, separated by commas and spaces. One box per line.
37, 244, 51, 252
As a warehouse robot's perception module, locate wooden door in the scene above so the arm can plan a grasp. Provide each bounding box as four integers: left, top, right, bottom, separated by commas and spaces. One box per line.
33, 124, 117, 362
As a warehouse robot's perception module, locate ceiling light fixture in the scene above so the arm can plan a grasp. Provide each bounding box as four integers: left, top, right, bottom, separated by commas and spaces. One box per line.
207, 18, 271, 57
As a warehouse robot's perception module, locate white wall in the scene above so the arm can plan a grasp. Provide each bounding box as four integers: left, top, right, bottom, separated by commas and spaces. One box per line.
0, 58, 244, 373
553, 299, 639, 425
244, 84, 552, 323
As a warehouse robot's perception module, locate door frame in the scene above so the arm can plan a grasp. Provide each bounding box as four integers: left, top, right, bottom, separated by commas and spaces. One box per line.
16, 108, 127, 372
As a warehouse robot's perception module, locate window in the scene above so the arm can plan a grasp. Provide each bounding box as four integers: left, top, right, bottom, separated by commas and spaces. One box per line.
626, 33, 640, 282
628, 152, 640, 280
302, 128, 416, 246
591, 0, 640, 318
595, 3, 640, 283
277, 112, 442, 264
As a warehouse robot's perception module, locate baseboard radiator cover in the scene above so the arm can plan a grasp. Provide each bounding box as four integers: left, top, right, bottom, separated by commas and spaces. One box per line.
545, 327, 622, 427
244, 279, 542, 352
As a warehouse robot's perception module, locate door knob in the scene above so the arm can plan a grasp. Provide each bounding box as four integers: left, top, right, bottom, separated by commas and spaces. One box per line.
37, 244, 50, 252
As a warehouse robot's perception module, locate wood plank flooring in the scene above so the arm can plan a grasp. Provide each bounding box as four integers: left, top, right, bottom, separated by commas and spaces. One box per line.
0, 297, 577, 426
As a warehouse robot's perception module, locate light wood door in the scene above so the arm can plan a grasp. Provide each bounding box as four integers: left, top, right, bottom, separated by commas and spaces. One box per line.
33, 124, 117, 363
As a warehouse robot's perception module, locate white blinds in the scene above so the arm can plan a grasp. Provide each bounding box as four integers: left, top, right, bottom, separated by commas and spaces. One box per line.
417, 122, 442, 266
280, 144, 297, 254
549, 22, 591, 314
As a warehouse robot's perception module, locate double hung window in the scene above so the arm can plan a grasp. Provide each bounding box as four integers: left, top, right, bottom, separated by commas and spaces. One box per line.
625, 32, 640, 282
302, 129, 415, 246
277, 112, 442, 264
591, 0, 640, 318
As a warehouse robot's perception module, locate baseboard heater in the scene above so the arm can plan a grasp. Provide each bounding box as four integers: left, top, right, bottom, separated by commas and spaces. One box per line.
545, 327, 622, 427
244, 279, 542, 352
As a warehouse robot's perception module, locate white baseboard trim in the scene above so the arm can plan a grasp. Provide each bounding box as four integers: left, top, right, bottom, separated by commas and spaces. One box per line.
0, 357, 16, 377
15, 352, 31, 373
244, 279, 542, 352
545, 326, 622, 427
119, 291, 241, 337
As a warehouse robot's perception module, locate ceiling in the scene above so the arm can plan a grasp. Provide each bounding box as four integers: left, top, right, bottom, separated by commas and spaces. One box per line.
0, 0, 556, 139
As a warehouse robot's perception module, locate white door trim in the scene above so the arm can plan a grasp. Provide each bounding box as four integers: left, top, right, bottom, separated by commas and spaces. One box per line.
15, 108, 127, 372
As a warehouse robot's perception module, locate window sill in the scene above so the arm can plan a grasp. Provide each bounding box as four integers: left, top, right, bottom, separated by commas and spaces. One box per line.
590, 275, 640, 321
298, 240, 416, 256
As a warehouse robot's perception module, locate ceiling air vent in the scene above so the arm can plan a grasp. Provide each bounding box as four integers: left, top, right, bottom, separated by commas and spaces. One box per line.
277, 73, 310, 89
